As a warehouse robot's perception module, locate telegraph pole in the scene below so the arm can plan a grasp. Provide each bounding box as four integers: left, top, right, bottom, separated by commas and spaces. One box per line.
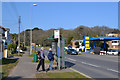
18, 16, 21, 55
24, 30, 25, 47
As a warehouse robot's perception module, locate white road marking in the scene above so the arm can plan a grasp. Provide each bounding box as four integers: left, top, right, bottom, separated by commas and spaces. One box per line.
66, 57, 119, 74
81, 62, 100, 68
67, 58, 76, 61
107, 68, 120, 73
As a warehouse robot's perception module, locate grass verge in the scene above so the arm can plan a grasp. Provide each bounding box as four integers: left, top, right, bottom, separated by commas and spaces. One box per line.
28, 50, 37, 57
8, 53, 23, 57
2, 58, 19, 79
32, 60, 50, 63
35, 72, 91, 80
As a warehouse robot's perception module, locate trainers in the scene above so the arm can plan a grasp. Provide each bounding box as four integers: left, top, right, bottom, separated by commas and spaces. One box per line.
36, 69, 39, 72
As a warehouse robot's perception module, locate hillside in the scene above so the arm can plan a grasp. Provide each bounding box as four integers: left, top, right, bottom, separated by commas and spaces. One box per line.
11, 26, 120, 46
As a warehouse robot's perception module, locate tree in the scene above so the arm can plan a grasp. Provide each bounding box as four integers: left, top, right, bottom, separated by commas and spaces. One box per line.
33, 27, 39, 31
75, 41, 79, 48
7, 43, 17, 54
67, 36, 73, 46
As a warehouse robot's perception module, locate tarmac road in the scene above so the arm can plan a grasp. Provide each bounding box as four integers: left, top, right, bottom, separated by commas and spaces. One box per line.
65, 53, 119, 79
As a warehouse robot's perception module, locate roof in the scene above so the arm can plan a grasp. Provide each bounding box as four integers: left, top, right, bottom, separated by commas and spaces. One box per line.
44, 34, 65, 42
0, 25, 9, 31
90, 36, 120, 41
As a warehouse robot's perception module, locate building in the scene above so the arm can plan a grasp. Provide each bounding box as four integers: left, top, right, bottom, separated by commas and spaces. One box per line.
106, 32, 120, 49
0, 25, 11, 58
106, 32, 120, 37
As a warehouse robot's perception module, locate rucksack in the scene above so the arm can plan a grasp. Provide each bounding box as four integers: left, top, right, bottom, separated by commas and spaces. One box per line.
47, 52, 52, 61
37, 51, 41, 59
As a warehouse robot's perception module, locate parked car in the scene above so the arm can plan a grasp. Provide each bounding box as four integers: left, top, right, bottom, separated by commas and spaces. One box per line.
107, 49, 120, 55
67, 49, 78, 55
16, 49, 23, 53
64, 47, 68, 52
100, 49, 107, 54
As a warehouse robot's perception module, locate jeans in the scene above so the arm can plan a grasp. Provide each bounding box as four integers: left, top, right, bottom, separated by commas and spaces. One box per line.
49, 61, 54, 70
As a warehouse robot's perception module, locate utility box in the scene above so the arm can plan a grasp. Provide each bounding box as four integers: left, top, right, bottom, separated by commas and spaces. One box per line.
34, 53, 38, 62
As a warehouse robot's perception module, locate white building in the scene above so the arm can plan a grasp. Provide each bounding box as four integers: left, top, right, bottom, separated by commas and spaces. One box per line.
0, 25, 11, 58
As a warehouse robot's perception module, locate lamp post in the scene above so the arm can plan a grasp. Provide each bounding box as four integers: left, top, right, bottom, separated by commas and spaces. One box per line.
30, 4, 37, 55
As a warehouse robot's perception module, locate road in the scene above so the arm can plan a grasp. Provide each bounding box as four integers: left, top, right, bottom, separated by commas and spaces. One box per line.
32, 47, 119, 79
65, 53, 119, 79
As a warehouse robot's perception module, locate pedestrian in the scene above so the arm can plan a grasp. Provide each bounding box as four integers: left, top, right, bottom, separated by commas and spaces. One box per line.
46, 48, 55, 72
36, 47, 45, 71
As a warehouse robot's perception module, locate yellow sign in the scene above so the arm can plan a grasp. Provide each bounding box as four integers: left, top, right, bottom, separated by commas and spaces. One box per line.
86, 47, 90, 49
86, 44, 89, 48
85, 36, 90, 49
85, 41, 89, 44
85, 37, 89, 40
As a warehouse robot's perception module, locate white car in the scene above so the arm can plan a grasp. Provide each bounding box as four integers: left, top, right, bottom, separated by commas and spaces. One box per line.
100, 49, 107, 54
17, 49, 23, 53
107, 49, 120, 55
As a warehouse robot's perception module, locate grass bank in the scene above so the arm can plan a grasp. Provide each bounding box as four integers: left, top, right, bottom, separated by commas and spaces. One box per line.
28, 49, 37, 57
32, 60, 50, 63
8, 53, 23, 57
35, 72, 91, 80
2, 58, 19, 79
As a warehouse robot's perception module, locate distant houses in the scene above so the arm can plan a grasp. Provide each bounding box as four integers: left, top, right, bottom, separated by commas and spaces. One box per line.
0, 25, 11, 59
106, 32, 120, 50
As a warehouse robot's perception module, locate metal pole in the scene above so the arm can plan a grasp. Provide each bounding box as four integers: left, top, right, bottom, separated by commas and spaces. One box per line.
104, 40, 106, 49
93, 41, 95, 48
0, 34, 2, 59
18, 16, 21, 55
58, 32, 60, 70
58, 38, 60, 70
24, 30, 25, 47
30, 5, 32, 55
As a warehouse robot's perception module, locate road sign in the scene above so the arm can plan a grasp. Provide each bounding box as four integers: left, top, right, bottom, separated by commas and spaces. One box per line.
54, 30, 60, 38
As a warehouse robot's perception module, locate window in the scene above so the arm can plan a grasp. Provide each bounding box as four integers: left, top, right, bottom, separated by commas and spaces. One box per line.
112, 41, 118, 43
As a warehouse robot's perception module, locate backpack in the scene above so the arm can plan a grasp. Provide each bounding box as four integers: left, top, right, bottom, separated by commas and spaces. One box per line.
37, 51, 41, 59
47, 52, 52, 61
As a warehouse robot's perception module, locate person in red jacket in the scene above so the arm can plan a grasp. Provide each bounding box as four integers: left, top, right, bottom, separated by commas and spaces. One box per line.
36, 47, 45, 71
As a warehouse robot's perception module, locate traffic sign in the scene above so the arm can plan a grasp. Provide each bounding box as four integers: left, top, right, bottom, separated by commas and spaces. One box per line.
54, 30, 60, 38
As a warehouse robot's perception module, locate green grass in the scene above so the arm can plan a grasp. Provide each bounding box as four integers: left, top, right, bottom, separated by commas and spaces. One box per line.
37, 46, 50, 49
29, 53, 35, 57
8, 53, 23, 57
28, 50, 37, 57
2, 58, 19, 79
35, 72, 91, 80
32, 60, 50, 63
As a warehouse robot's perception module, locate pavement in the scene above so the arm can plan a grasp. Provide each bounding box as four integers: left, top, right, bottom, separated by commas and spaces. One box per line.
6, 51, 37, 79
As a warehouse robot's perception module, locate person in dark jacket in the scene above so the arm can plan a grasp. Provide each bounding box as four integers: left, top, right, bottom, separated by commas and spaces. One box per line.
46, 48, 55, 72
36, 47, 45, 71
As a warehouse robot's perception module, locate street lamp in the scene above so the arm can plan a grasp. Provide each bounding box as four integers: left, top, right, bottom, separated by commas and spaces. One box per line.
30, 4, 37, 55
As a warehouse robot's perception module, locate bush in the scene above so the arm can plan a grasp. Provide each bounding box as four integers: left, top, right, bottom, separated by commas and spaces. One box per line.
21, 47, 27, 51
7, 43, 17, 54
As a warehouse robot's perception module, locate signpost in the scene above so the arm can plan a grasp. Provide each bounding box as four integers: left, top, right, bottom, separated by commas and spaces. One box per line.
84, 36, 90, 52
0, 34, 2, 59
54, 30, 60, 70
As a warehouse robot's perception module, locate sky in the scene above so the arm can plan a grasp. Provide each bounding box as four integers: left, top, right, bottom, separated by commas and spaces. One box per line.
2, 2, 118, 33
